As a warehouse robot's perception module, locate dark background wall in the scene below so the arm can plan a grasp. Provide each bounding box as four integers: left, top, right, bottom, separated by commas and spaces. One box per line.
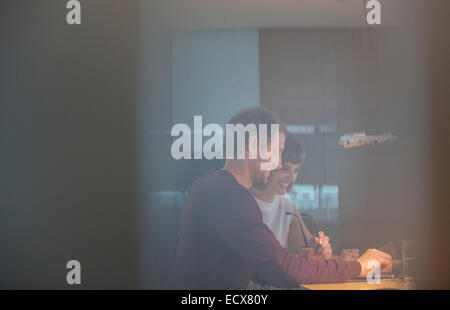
0, 0, 140, 289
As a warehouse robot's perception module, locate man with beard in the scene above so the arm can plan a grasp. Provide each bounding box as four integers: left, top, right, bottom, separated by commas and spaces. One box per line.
168, 107, 391, 289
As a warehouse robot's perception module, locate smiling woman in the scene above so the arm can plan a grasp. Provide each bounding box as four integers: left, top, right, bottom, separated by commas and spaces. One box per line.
249, 135, 308, 250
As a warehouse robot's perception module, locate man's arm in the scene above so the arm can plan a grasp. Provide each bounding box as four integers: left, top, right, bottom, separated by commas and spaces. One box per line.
209, 190, 361, 287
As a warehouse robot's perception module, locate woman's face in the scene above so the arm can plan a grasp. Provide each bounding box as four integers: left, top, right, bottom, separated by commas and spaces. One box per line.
266, 162, 302, 195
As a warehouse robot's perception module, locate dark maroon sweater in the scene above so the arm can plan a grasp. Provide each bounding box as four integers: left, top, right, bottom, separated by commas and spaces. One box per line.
168, 170, 361, 289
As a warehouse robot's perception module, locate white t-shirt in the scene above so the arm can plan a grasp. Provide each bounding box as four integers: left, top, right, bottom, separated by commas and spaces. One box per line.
252, 195, 296, 248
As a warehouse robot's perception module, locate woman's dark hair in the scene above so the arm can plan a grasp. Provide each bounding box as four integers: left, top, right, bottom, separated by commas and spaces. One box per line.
282, 133, 305, 166
282, 133, 305, 192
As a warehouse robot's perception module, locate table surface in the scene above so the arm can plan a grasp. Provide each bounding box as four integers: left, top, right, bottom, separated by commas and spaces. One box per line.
302, 279, 415, 290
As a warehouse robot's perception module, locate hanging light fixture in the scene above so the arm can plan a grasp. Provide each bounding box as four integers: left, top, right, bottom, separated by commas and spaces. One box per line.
339, 132, 397, 149
338, 1, 397, 149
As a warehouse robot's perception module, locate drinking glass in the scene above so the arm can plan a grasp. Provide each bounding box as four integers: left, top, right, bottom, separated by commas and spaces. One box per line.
401, 240, 416, 281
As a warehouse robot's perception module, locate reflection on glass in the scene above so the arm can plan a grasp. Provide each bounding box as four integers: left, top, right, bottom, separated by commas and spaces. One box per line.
286, 184, 339, 232
149, 191, 184, 210
401, 240, 417, 282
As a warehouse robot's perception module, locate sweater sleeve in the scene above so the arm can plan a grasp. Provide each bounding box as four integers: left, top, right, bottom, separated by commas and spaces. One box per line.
209, 187, 361, 287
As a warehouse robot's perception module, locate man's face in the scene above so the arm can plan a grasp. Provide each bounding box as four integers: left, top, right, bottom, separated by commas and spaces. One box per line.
250, 132, 285, 189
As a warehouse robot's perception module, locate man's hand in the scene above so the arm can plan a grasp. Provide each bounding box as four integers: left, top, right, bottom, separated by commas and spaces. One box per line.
308, 231, 333, 260
378, 241, 399, 259
357, 248, 392, 277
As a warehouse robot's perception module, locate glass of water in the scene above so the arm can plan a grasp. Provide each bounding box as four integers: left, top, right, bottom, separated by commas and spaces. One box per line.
401, 240, 416, 281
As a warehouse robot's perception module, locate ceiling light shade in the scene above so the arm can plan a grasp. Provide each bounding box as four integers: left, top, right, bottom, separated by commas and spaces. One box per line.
339, 132, 397, 148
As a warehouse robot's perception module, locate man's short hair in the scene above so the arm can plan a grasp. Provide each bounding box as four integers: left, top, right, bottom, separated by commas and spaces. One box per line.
226, 107, 287, 157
